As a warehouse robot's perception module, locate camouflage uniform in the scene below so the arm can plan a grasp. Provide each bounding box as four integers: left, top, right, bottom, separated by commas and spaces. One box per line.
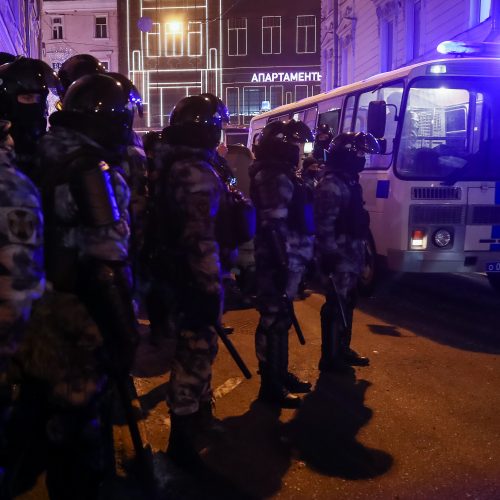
121, 131, 148, 273
0, 129, 45, 383
0, 127, 45, 498
314, 166, 366, 368
28, 125, 134, 498
250, 158, 313, 401
149, 143, 222, 416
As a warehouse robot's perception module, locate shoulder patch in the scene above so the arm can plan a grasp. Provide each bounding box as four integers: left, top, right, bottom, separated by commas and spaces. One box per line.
7, 209, 38, 243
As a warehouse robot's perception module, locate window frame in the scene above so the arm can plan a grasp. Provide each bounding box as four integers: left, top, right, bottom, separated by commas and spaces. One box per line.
94, 14, 108, 39
51, 16, 64, 40
228, 18, 248, 56
164, 21, 184, 57
296, 15, 317, 54
262, 16, 282, 55
187, 21, 202, 57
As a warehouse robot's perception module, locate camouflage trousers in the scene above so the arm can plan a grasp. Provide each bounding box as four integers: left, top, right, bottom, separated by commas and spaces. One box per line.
255, 266, 304, 364
322, 270, 359, 302
167, 325, 218, 416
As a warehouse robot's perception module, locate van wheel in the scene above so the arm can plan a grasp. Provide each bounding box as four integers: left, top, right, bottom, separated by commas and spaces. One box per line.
358, 234, 377, 296
487, 273, 500, 293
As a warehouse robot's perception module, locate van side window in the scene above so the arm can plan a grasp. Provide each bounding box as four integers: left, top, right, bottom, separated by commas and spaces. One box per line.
356, 82, 404, 169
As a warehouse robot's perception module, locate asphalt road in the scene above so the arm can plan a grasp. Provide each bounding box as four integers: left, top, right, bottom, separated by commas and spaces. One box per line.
17, 272, 500, 499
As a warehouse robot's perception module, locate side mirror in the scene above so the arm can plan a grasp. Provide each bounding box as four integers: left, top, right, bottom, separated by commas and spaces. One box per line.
367, 100, 387, 140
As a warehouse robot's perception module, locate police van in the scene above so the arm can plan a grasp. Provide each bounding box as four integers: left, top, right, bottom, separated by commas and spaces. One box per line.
247, 42, 500, 293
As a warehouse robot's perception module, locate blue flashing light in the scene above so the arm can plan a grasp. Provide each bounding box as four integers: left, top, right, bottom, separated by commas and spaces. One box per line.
437, 40, 500, 57
437, 41, 475, 55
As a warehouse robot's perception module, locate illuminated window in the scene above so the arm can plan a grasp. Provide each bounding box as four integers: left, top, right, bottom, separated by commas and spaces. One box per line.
95, 16, 108, 39
165, 22, 183, 57
51, 17, 63, 40
188, 22, 202, 56
228, 18, 247, 56
296, 15, 316, 54
146, 22, 161, 57
242, 87, 265, 123
262, 16, 281, 54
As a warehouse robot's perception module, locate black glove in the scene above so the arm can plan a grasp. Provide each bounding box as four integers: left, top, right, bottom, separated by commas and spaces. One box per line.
320, 253, 341, 275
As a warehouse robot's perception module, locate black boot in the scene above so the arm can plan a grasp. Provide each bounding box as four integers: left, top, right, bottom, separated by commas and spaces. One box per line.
198, 399, 226, 436
258, 333, 302, 409
338, 300, 369, 366
284, 372, 312, 393
319, 300, 350, 373
339, 328, 369, 366
166, 412, 205, 472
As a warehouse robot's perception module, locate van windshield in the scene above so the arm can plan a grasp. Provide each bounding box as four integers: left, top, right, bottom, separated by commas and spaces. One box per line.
396, 77, 500, 182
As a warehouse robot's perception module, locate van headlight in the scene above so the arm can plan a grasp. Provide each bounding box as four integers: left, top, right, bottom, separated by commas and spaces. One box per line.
433, 228, 452, 248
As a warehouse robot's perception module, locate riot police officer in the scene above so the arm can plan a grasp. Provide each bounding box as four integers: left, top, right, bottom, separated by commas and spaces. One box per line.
313, 123, 333, 162
0, 57, 60, 498
0, 57, 60, 179
250, 119, 314, 408
314, 131, 379, 372
57, 53, 106, 99
0, 119, 45, 498
34, 73, 139, 498
146, 94, 227, 471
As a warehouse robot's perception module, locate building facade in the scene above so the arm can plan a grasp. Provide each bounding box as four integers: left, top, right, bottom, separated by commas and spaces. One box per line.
220, 0, 321, 127
120, 0, 321, 130
0, 0, 41, 57
120, 0, 223, 130
321, 0, 500, 91
41, 0, 118, 73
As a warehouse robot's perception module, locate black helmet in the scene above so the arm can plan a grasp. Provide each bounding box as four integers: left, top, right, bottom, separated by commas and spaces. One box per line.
255, 119, 312, 165
165, 93, 229, 149
58, 54, 106, 97
256, 120, 287, 148
329, 132, 380, 155
199, 93, 231, 124
108, 72, 143, 118
258, 119, 313, 147
316, 123, 331, 136
0, 57, 61, 156
51, 73, 134, 149
0, 52, 16, 66
283, 119, 314, 143
326, 132, 380, 172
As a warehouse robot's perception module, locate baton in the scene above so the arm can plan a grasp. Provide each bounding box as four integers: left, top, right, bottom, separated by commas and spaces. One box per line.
329, 273, 348, 330
284, 294, 306, 345
215, 323, 252, 379
115, 375, 158, 498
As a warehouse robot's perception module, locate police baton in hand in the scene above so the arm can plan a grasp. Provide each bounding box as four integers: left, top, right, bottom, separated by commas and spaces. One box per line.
215, 323, 252, 379
328, 273, 348, 330
268, 228, 306, 345
284, 293, 306, 345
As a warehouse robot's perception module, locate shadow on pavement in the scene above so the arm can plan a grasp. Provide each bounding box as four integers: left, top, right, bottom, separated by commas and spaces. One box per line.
358, 272, 500, 354
201, 400, 291, 499
283, 370, 393, 479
